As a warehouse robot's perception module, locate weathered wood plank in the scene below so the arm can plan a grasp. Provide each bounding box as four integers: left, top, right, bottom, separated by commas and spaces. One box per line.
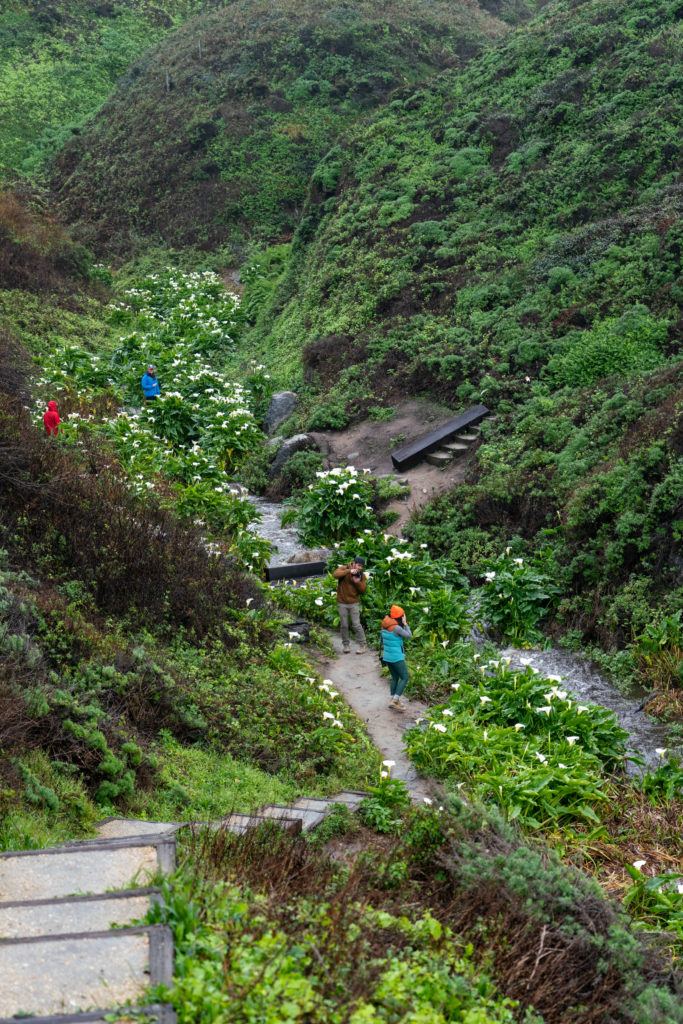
265, 560, 328, 582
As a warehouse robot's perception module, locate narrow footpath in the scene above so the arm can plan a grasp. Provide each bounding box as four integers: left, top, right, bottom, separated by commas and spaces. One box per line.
316, 635, 436, 804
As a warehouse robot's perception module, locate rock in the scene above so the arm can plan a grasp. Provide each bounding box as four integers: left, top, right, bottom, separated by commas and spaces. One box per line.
265, 391, 298, 435
269, 433, 318, 477
285, 548, 330, 564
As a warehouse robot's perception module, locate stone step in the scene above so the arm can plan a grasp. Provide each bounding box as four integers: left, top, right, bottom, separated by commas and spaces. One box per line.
0, 1004, 177, 1024
454, 432, 479, 442
0, 838, 176, 902
290, 797, 334, 812
0, 924, 173, 1018
329, 790, 367, 812
95, 818, 182, 841
0, 887, 161, 939
425, 451, 453, 467
258, 804, 327, 832
440, 442, 469, 453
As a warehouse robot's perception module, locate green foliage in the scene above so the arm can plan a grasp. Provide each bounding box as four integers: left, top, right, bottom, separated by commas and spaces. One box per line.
405, 657, 630, 829
550, 307, 669, 387
283, 466, 376, 545
278, 530, 473, 655
624, 862, 683, 959
477, 547, 562, 644
17, 761, 59, 812
359, 761, 411, 834
277, 448, 324, 495
240, 0, 683, 650
629, 611, 683, 691
633, 757, 683, 807
46, 0, 507, 253
0, 0, 210, 174
147, 850, 523, 1024
30, 267, 275, 571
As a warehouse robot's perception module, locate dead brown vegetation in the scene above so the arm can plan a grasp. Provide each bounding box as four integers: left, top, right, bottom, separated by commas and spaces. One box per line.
0, 187, 90, 294
179, 813, 682, 1024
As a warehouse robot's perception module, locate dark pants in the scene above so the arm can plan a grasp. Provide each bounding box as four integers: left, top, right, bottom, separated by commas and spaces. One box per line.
387, 660, 409, 697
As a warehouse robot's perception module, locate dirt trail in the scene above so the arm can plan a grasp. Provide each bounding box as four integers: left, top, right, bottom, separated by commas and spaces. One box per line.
314, 635, 437, 805
310, 398, 473, 532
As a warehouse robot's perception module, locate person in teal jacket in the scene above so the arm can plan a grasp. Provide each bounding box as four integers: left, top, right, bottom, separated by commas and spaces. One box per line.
381, 604, 412, 711
141, 365, 161, 401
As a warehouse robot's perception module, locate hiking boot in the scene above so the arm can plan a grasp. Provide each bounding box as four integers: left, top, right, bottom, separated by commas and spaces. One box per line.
342, 646, 351, 654
356, 645, 367, 655
389, 697, 405, 712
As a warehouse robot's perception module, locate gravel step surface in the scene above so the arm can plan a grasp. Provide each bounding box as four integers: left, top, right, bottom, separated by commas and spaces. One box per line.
329, 791, 367, 811
0, 924, 173, 1017
259, 804, 327, 831
95, 819, 182, 841
213, 812, 302, 835
0, 888, 161, 939
0, 840, 174, 902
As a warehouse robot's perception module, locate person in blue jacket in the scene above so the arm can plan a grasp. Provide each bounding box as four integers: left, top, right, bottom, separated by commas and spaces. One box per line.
141, 364, 161, 401
381, 604, 412, 711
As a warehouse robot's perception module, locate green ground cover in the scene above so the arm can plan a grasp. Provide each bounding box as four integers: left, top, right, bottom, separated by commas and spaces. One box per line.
240, 0, 683, 655
47, 0, 511, 255
139, 804, 683, 1024
0, 265, 380, 847
1, 0, 683, 1009
0, 0, 216, 176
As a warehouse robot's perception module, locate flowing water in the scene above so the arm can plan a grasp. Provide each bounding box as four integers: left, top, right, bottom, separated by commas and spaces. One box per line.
247, 496, 304, 562
251, 500, 670, 770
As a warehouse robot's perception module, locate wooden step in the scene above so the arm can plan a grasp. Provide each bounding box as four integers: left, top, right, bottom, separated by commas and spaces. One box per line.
0, 924, 173, 1017
391, 404, 489, 471
0, 1004, 177, 1024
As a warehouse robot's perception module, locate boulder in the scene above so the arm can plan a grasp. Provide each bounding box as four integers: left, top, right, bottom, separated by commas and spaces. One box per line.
269, 433, 318, 477
285, 548, 331, 564
264, 391, 298, 435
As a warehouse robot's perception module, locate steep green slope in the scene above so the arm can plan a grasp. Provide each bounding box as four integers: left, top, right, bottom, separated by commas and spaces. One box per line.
0, 0, 216, 176
247, 0, 683, 645
50, 0, 510, 256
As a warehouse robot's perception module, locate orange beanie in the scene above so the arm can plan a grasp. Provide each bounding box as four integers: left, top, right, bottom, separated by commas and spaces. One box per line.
390, 605, 404, 619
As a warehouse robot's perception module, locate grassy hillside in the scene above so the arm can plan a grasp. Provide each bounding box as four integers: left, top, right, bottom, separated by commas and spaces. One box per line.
2, 1, 683, 1014
49, 0, 511, 256
0, 0, 218, 177
243, 0, 683, 649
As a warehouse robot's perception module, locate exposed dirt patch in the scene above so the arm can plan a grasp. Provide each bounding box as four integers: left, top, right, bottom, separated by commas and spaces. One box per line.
310, 398, 479, 533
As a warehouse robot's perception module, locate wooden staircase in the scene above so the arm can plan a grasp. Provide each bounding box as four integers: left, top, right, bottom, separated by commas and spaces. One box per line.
0, 791, 365, 1019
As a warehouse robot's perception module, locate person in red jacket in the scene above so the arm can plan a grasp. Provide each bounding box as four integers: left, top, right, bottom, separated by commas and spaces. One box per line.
43, 400, 61, 436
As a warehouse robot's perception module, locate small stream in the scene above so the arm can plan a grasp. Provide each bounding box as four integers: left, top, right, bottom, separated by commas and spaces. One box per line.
248, 496, 304, 563
251, 498, 671, 771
